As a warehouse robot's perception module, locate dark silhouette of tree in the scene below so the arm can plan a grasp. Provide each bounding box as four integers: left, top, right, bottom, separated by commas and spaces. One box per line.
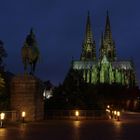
0, 40, 7, 67
44, 80, 53, 90
45, 67, 140, 111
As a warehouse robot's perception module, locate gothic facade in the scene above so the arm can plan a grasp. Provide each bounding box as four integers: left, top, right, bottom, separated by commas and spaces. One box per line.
72, 12, 136, 87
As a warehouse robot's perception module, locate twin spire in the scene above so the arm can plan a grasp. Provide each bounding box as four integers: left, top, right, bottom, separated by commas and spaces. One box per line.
80, 12, 96, 61
81, 11, 116, 61
84, 12, 94, 44
104, 11, 112, 41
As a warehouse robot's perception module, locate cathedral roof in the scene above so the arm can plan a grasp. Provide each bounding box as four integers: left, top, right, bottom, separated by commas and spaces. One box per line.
73, 60, 133, 70
73, 60, 97, 70
112, 61, 133, 70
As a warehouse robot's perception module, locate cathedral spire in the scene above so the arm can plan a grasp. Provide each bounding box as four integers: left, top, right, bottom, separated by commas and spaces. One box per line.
80, 12, 96, 61
84, 11, 94, 43
101, 32, 104, 46
99, 11, 116, 61
104, 11, 112, 40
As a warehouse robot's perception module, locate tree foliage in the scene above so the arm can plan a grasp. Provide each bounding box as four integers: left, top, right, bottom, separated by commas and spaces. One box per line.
0, 74, 7, 110
45, 67, 140, 110
0, 40, 7, 66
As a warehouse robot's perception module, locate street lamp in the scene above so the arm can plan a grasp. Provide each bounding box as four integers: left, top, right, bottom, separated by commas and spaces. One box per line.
21, 111, 26, 123
114, 111, 117, 119
107, 105, 110, 109
106, 105, 113, 119
75, 110, 79, 120
117, 111, 120, 121
0, 113, 5, 128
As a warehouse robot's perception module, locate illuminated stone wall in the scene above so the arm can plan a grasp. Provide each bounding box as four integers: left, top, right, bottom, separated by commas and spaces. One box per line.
10, 75, 44, 121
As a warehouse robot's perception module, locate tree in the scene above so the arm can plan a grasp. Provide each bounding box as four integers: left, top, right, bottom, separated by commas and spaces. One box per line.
0, 40, 7, 67
0, 74, 5, 91
0, 74, 7, 110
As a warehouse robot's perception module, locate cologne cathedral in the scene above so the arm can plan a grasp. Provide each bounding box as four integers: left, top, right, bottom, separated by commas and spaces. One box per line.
72, 12, 136, 87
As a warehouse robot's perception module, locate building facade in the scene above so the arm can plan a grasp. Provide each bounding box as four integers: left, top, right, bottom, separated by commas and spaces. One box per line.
72, 12, 136, 87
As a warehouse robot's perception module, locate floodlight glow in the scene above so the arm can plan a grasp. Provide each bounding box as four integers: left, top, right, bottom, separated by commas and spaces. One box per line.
117, 111, 120, 117
75, 111, 79, 117
22, 111, 26, 118
0, 113, 5, 120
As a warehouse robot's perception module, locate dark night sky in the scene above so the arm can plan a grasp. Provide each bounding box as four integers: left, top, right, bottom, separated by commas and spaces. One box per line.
0, 0, 140, 86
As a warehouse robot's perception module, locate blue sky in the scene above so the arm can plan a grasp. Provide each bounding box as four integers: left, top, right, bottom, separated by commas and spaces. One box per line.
0, 0, 140, 85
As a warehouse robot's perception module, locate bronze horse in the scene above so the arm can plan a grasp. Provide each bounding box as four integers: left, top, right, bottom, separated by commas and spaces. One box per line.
21, 29, 40, 75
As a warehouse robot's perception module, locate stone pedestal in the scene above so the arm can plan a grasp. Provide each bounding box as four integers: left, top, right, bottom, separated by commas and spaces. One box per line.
10, 75, 44, 121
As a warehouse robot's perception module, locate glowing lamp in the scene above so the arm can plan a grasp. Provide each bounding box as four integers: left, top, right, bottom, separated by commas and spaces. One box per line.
117, 111, 120, 121
75, 110, 79, 117
0, 113, 5, 128
117, 111, 120, 117
22, 111, 26, 118
0, 113, 5, 120
114, 111, 117, 115
107, 105, 110, 109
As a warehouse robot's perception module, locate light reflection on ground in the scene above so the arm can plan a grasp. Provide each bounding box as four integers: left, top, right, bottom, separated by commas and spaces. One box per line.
114, 120, 121, 129
73, 121, 80, 140
0, 128, 6, 137
19, 123, 27, 139
73, 121, 80, 128
0, 112, 139, 140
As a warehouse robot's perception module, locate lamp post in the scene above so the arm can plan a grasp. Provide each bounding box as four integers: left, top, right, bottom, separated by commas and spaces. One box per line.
107, 105, 110, 109
75, 110, 79, 120
22, 111, 26, 123
0, 113, 5, 128
114, 111, 117, 119
117, 111, 120, 121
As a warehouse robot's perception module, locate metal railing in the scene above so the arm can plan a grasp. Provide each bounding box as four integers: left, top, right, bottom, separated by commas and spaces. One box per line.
45, 110, 107, 120
0, 111, 18, 121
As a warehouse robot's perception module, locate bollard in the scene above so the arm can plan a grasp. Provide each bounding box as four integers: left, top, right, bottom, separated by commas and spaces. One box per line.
75, 110, 79, 120
21, 111, 26, 123
117, 111, 120, 121
0, 113, 5, 128
114, 111, 117, 119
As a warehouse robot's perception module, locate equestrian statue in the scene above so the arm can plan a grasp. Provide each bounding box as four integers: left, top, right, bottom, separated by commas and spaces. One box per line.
21, 29, 40, 75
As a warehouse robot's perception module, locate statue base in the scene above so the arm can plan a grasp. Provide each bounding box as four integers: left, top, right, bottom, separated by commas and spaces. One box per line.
10, 75, 44, 121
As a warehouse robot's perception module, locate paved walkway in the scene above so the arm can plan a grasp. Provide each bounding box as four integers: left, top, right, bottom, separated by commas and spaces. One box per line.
0, 112, 140, 140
